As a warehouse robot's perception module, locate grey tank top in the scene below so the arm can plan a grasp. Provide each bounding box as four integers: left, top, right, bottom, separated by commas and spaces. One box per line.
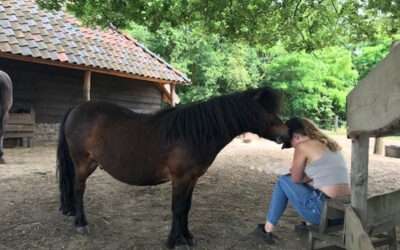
304, 147, 349, 189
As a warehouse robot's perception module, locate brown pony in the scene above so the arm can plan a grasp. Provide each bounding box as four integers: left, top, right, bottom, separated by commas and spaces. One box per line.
57, 87, 289, 249
0, 70, 13, 164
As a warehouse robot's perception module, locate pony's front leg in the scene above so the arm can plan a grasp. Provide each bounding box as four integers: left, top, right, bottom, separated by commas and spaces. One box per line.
167, 176, 197, 249
0, 117, 5, 163
182, 181, 197, 246
0, 136, 4, 162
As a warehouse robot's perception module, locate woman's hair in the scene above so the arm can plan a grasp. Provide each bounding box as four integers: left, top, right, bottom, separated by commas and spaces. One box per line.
286, 117, 341, 152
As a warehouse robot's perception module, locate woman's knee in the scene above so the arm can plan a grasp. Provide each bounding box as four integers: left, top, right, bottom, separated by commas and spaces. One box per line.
277, 175, 293, 185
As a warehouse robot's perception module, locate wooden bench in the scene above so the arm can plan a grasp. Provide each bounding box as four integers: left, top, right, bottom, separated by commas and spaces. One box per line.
308, 196, 350, 250
309, 192, 398, 250
4, 111, 35, 147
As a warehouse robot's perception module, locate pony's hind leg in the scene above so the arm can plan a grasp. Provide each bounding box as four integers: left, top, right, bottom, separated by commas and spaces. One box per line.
57, 107, 96, 234
73, 159, 97, 234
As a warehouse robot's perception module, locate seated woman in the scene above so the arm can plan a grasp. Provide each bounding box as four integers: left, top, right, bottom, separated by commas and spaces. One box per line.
253, 117, 350, 244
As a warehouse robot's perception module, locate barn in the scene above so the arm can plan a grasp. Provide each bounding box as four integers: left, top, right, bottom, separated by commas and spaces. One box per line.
0, 0, 189, 145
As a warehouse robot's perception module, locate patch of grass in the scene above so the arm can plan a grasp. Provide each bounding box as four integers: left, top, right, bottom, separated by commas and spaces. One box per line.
322, 127, 347, 136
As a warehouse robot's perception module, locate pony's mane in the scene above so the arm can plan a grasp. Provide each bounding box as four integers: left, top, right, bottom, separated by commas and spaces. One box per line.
149, 87, 281, 147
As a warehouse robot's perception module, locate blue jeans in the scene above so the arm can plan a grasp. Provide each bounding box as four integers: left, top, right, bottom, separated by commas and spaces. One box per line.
266, 175, 325, 225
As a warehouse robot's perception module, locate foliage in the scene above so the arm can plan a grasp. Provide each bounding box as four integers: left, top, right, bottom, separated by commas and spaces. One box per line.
352, 38, 393, 82
36, 0, 397, 127
38, 0, 400, 52
127, 23, 392, 128
261, 46, 358, 127
126, 23, 262, 103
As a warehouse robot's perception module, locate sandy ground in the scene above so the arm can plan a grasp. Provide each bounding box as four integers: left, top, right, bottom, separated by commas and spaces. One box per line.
0, 135, 399, 250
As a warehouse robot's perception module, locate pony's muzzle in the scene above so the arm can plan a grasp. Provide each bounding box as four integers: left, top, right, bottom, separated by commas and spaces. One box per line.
276, 134, 291, 147
275, 135, 286, 145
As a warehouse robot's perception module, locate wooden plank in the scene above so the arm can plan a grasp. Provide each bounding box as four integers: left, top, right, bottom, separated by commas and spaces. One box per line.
4, 132, 34, 139
4, 124, 35, 132
319, 198, 330, 233
344, 206, 375, 250
350, 135, 369, 224
387, 228, 398, 250
1, 57, 164, 124
346, 41, 400, 137
324, 197, 350, 211
372, 235, 396, 248
308, 229, 345, 249
7, 113, 35, 125
365, 188, 400, 236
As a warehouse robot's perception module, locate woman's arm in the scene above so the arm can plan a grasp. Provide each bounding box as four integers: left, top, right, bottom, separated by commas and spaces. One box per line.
290, 144, 309, 183
298, 174, 312, 183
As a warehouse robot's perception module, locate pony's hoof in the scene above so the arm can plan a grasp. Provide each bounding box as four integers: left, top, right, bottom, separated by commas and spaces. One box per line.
76, 226, 90, 235
186, 238, 195, 246
175, 244, 190, 250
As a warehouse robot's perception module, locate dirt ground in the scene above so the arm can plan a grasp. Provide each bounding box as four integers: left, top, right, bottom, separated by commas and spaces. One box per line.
0, 135, 399, 250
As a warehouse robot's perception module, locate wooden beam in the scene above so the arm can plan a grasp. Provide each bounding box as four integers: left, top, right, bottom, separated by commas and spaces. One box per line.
0, 52, 186, 85
157, 82, 173, 104
346, 40, 400, 137
83, 70, 91, 101
351, 135, 369, 224
344, 206, 375, 250
171, 84, 176, 107
373, 137, 384, 155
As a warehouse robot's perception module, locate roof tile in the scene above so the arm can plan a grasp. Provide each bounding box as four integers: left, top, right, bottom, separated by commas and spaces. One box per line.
0, 0, 189, 83
10, 43, 21, 54
0, 41, 11, 52
38, 49, 50, 59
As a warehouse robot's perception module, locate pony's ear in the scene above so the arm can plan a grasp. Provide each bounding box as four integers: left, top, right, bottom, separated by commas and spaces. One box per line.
252, 88, 268, 102
251, 87, 282, 113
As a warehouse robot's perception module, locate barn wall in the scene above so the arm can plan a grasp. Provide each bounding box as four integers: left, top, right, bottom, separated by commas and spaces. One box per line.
91, 72, 163, 114
0, 57, 163, 145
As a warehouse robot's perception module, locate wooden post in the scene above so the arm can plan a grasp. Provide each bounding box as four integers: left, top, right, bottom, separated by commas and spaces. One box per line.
170, 83, 176, 107
334, 116, 338, 133
373, 137, 384, 155
351, 135, 369, 225
83, 70, 91, 101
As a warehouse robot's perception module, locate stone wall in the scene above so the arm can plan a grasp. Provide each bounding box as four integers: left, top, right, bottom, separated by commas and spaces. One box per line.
34, 123, 60, 146
4, 123, 60, 147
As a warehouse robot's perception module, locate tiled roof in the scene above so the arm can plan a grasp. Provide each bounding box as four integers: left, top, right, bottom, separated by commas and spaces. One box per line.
0, 0, 190, 84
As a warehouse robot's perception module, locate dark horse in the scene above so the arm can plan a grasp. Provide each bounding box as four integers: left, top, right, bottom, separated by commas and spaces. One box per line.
0, 70, 13, 164
57, 87, 289, 249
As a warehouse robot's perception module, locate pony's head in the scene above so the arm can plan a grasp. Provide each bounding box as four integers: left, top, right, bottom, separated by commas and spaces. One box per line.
247, 87, 289, 144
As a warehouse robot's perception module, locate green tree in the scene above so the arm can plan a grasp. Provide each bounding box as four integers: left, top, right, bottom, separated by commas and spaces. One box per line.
317, 46, 358, 121
352, 38, 392, 82
126, 23, 262, 104
261, 46, 357, 126
38, 0, 400, 52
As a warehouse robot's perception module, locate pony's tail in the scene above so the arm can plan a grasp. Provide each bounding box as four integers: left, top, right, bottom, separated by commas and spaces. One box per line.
57, 108, 75, 215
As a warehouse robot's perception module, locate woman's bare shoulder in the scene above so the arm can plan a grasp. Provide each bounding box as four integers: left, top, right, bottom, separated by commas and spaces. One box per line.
297, 140, 325, 154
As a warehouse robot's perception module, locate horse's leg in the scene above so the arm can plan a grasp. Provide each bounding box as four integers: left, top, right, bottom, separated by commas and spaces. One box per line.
0, 114, 5, 163
167, 175, 198, 249
72, 158, 97, 234
182, 180, 197, 246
